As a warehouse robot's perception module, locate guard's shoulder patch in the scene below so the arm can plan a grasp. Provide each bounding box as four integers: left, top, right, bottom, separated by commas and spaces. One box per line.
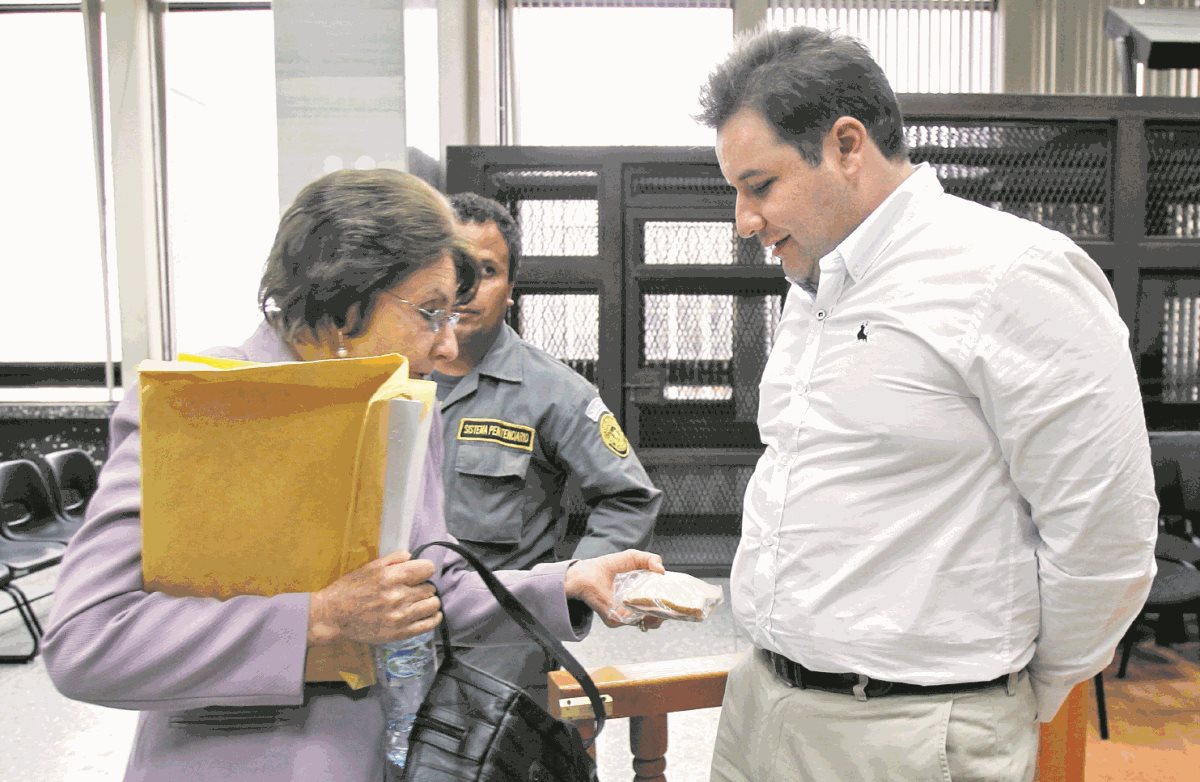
457, 417, 535, 452
598, 412, 629, 458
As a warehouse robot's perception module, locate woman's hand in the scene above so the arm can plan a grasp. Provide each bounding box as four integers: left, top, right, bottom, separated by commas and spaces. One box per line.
307, 550, 442, 646
563, 549, 667, 629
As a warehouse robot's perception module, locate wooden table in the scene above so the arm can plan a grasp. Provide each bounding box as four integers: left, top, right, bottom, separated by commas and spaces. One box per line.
550, 654, 1087, 782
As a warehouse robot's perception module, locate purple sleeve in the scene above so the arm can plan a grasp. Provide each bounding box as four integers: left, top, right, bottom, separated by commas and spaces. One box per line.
412, 409, 590, 646
42, 391, 311, 711
44, 393, 587, 712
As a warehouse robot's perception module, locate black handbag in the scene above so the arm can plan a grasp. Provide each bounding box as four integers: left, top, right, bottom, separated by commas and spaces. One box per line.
402, 540, 606, 782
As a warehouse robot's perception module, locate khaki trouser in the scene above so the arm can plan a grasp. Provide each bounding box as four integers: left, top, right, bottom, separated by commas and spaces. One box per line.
710, 650, 1038, 782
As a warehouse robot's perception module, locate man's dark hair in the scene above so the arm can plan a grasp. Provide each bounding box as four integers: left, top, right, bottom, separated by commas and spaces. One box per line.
449, 192, 522, 283
258, 168, 477, 345
697, 26, 907, 165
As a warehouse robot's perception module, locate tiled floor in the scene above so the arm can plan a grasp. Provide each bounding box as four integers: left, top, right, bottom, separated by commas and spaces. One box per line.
8, 570, 1200, 782
0, 568, 736, 781
0, 568, 139, 781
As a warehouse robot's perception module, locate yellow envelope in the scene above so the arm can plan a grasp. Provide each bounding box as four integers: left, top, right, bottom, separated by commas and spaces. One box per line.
139, 352, 436, 687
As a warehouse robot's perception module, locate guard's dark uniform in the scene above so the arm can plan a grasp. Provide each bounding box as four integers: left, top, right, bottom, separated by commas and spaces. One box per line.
434, 324, 661, 698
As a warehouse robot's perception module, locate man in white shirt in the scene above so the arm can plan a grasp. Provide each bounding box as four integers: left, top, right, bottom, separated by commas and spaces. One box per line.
698, 26, 1158, 781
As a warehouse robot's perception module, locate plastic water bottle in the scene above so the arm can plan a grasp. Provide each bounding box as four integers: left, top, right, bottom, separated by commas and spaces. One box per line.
375, 631, 437, 778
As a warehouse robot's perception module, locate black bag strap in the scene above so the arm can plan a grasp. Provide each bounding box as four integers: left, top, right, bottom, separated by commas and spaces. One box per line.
412, 540, 607, 745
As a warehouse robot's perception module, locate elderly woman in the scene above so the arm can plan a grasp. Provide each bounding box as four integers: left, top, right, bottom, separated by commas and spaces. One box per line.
43, 169, 661, 782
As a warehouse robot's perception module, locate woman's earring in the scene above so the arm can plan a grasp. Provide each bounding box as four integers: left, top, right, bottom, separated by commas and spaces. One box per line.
335, 333, 349, 359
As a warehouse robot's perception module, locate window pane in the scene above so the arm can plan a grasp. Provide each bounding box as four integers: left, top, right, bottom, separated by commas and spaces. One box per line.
0, 11, 109, 362
404, 1, 441, 185
511, 7, 731, 145
164, 9, 279, 354
768, 2, 996, 93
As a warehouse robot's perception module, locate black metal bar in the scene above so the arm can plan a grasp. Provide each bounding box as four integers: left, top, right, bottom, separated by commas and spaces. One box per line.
1093, 673, 1110, 740
162, 2, 271, 11
598, 154, 625, 423
635, 448, 763, 466
634, 266, 787, 288
1115, 115, 1150, 356
0, 4, 80, 12
0, 364, 123, 388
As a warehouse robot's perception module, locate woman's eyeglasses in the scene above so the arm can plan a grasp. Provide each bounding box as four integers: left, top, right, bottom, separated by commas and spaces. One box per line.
380, 291, 460, 334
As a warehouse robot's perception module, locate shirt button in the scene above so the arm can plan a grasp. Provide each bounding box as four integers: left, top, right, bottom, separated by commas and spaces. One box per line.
815, 309, 827, 320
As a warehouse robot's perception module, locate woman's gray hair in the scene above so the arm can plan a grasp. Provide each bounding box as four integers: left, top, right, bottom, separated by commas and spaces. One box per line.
258, 168, 478, 345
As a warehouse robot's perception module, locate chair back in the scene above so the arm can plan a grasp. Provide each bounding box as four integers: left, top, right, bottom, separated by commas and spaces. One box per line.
0, 460, 62, 531
1153, 458, 1187, 519
43, 449, 98, 519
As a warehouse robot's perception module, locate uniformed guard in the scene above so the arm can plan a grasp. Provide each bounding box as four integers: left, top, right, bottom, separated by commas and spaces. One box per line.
432, 192, 662, 705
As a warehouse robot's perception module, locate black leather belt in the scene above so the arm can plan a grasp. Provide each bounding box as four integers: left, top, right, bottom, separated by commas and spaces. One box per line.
764, 650, 1014, 701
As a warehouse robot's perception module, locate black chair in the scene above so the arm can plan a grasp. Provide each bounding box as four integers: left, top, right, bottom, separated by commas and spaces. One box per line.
1153, 458, 1198, 543
1116, 554, 1200, 679
0, 563, 42, 664
43, 448, 98, 522
0, 535, 64, 664
1156, 531, 1200, 566
0, 459, 82, 544
1093, 672, 1109, 740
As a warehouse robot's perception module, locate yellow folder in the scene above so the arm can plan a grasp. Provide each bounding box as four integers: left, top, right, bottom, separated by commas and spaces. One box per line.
138, 352, 436, 687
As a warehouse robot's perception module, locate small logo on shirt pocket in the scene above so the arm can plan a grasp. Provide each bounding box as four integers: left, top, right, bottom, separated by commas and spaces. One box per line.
856, 322, 869, 342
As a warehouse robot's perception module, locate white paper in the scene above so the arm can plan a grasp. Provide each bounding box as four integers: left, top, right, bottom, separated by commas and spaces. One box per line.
377, 397, 433, 555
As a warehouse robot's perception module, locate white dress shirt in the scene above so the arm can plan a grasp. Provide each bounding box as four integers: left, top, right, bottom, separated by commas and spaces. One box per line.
732, 163, 1158, 721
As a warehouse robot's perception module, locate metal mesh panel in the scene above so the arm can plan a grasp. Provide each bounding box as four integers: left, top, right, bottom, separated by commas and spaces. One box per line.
513, 293, 600, 383
557, 463, 747, 573
642, 221, 776, 265
905, 121, 1111, 238
631, 174, 733, 197
1161, 294, 1200, 402
650, 463, 751, 516
517, 199, 599, 256
638, 293, 782, 447
489, 169, 599, 192
1146, 126, 1200, 238
1134, 275, 1200, 406
644, 463, 751, 571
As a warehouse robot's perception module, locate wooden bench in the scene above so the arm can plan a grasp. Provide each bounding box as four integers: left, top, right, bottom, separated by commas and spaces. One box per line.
549, 654, 1087, 782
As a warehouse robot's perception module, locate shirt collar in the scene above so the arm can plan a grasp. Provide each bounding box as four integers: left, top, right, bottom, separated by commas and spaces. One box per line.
241, 319, 528, 382
472, 323, 524, 383
828, 162, 943, 285
241, 320, 300, 363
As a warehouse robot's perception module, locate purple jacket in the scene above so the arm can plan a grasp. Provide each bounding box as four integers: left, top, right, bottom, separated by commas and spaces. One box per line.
43, 323, 588, 781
